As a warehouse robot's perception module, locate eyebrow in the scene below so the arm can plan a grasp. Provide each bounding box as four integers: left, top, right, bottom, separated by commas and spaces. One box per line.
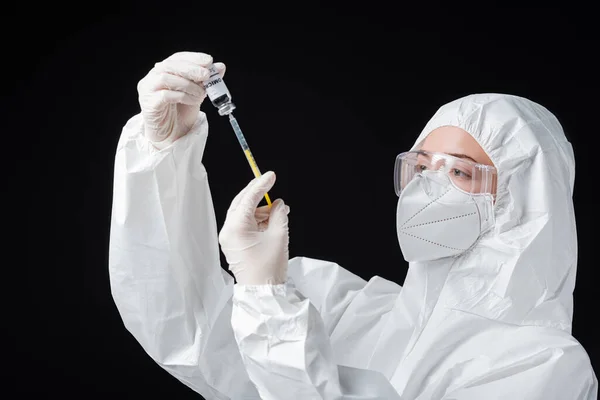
445, 153, 478, 163
417, 151, 478, 164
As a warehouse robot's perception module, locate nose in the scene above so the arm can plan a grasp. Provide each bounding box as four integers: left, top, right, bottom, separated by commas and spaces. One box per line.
420, 170, 449, 196
431, 159, 446, 171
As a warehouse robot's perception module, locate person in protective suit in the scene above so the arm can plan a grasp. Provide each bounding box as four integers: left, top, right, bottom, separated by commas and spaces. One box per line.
109, 51, 598, 399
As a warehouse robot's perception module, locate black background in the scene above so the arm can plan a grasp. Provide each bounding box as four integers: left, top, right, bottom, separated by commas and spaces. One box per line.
15, 4, 597, 397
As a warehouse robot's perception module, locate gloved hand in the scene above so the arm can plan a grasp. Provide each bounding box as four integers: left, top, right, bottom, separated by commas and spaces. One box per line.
137, 51, 226, 148
219, 171, 291, 285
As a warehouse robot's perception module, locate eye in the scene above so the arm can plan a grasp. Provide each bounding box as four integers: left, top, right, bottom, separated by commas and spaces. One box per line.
417, 164, 428, 171
452, 168, 471, 179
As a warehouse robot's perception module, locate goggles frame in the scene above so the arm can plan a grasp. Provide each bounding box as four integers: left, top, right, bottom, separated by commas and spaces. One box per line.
394, 150, 497, 196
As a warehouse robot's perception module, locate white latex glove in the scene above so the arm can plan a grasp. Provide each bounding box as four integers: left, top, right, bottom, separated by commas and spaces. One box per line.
219, 171, 291, 285
137, 51, 226, 148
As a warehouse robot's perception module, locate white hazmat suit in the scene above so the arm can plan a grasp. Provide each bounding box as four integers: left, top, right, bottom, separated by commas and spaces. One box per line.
109, 93, 597, 399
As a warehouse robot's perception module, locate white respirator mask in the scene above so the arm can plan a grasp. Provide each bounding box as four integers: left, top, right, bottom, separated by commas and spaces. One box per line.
394, 151, 497, 262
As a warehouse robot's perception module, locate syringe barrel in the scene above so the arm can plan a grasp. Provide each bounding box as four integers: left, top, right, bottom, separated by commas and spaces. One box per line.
228, 115, 249, 150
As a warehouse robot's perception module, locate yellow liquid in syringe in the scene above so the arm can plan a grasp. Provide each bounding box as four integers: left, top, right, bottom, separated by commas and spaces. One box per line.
229, 113, 272, 207
244, 148, 272, 207
244, 149, 271, 207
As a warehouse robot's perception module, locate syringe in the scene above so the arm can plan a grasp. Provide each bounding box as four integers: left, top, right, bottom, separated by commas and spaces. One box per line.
201, 63, 272, 207
228, 113, 272, 207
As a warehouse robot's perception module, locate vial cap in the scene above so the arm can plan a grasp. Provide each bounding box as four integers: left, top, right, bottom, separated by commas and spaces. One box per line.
218, 102, 236, 116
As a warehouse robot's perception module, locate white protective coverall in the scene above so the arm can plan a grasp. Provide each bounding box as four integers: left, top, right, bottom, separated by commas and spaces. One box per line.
109, 93, 598, 399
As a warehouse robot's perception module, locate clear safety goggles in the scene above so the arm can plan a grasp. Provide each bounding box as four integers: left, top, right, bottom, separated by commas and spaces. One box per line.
394, 151, 497, 196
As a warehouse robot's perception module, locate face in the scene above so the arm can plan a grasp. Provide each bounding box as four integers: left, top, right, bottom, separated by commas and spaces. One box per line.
418, 126, 497, 194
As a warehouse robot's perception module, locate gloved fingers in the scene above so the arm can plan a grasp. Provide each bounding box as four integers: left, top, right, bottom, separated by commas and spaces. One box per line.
237, 172, 276, 215
267, 198, 290, 231
213, 62, 226, 78
153, 60, 211, 83
255, 205, 271, 223
254, 200, 286, 233
255, 200, 289, 224
163, 51, 214, 67
257, 220, 269, 232
147, 72, 205, 98
148, 90, 204, 108
227, 180, 255, 216
227, 172, 274, 214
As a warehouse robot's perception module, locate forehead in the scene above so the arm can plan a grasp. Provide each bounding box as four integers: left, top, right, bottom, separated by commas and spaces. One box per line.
419, 126, 494, 166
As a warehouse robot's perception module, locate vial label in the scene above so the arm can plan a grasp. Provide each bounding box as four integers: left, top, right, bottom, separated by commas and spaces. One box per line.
203, 64, 230, 101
